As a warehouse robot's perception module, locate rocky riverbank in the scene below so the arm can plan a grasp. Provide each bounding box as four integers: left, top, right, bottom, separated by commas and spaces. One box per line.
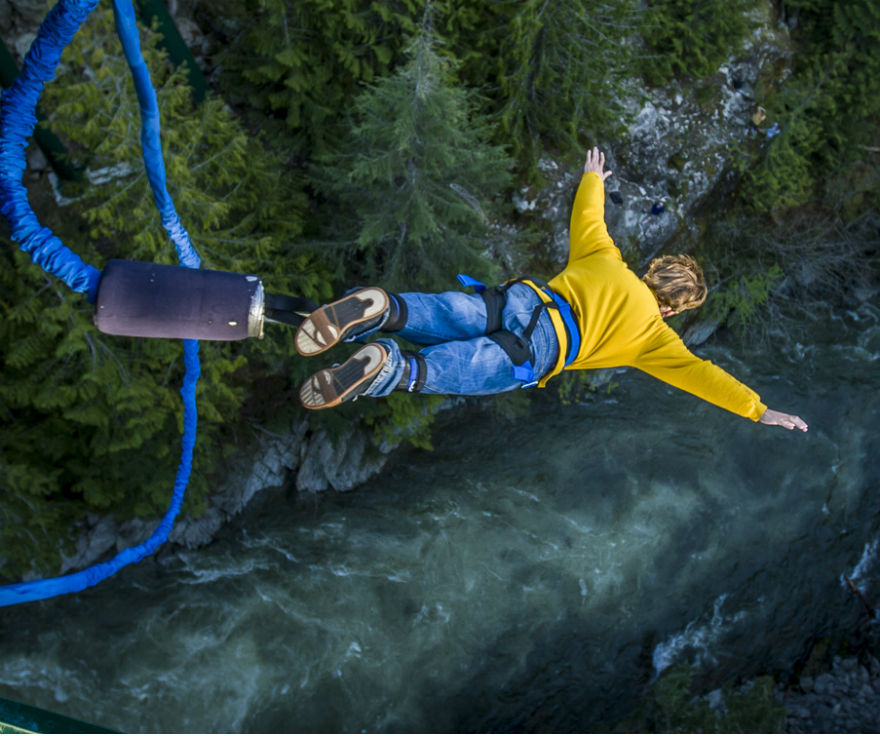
785, 654, 880, 733
54, 420, 397, 575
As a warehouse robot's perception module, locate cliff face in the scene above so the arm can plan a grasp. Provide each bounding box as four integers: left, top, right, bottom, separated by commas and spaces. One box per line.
515, 10, 795, 272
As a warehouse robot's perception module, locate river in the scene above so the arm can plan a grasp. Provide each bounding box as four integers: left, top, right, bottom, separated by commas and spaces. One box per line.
0, 302, 878, 732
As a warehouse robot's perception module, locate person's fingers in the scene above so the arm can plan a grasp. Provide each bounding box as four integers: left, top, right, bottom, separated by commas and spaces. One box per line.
585, 147, 609, 176
780, 413, 809, 432
759, 409, 808, 432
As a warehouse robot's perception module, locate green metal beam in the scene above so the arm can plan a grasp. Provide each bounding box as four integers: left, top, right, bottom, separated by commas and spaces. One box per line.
134, 0, 208, 103
0, 695, 114, 734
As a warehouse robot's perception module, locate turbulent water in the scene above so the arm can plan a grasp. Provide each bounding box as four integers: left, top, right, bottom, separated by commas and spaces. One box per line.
0, 304, 878, 732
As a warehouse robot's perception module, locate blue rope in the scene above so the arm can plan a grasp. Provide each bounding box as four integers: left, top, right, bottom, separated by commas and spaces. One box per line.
111, 0, 199, 269
0, 0, 101, 296
0, 0, 201, 606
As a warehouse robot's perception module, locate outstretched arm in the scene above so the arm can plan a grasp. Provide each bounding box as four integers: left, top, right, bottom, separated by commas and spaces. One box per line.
759, 408, 809, 432
568, 147, 616, 262
635, 329, 810, 431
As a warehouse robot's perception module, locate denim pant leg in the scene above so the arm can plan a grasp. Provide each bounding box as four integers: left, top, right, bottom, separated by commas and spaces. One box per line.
394, 290, 491, 344
365, 284, 560, 397
349, 289, 490, 345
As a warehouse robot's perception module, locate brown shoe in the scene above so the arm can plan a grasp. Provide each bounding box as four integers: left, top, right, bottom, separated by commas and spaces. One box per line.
294, 287, 389, 357
299, 342, 389, 410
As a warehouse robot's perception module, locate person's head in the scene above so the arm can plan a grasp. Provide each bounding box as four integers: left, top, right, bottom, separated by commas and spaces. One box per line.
642, 254, 707, 318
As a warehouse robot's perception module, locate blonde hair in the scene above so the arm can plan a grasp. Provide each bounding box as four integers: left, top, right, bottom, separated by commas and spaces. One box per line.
642, 254, 707, 312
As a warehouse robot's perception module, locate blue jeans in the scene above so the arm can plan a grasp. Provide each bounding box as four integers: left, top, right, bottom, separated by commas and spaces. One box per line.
349, 283, 560, 397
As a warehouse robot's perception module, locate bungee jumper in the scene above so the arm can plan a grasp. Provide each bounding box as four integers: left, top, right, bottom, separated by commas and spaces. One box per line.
292, 147, 809, 433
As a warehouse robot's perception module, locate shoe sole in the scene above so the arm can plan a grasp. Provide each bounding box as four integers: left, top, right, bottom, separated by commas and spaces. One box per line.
294, 288, 389, 357
299, 343, 388, 410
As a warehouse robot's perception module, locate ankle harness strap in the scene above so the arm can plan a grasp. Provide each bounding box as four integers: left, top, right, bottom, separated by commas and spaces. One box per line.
398, 351, 427, 392
383, 292, 408, 332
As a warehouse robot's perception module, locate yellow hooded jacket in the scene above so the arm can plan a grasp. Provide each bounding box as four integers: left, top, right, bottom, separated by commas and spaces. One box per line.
536, 171, 766, 421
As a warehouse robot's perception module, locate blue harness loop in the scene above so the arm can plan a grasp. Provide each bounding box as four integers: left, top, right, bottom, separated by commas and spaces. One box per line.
0, 0, 201, 606
456, 273, 488, 293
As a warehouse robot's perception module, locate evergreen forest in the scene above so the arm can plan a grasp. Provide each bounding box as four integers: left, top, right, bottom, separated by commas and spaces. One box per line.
1, 0, 878, 576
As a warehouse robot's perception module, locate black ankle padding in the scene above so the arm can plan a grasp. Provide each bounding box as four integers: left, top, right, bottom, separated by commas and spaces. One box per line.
413, 353, 427, 391
383, 293, 408, 332
397, 350, 427, 392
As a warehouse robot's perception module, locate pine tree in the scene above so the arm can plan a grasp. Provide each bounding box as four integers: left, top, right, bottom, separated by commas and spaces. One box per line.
311, 11, 513, 292
444, 0, 639, 167
206, 0, 424, 156
638, 0, 760, 86
738, 0, 880, 214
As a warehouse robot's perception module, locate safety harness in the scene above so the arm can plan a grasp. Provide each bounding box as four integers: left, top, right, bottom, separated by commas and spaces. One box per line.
457, 274, 581, 388
391, 277, 580, 393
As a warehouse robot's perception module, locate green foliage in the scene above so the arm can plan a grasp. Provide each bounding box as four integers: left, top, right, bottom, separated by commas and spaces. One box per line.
206, 0, 424, 154
648, 665, 720, 733
208, 0, 637, 171
736, 64, 833, 213
0, 7, 321, 574
705, 264, 784, 334
311, 20, 513, 291
724, 676, 787, 733
737, 0, 880, 213
445, 0, 638, 167
1, 247, 182, 571
44, 10, 315, 282
625, 665, 786, 733
554, 369, 618, 406
639, 0, 759, 86
363, 391, 444, 452
696, 205, 876, 341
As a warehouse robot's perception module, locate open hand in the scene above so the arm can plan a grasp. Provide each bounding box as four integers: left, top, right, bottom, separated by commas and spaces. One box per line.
759, 408, 809, 432
584, 146, 612, 181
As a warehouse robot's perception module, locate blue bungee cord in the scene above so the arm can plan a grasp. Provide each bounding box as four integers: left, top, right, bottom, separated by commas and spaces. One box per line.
0, 0, 201, 606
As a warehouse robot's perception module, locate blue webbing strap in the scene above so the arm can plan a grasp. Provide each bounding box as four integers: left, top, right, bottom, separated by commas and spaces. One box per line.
406, 358, 418, 391
456, 273, 486, 293
0, 0, 201, 606
541, 288, 580, 367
